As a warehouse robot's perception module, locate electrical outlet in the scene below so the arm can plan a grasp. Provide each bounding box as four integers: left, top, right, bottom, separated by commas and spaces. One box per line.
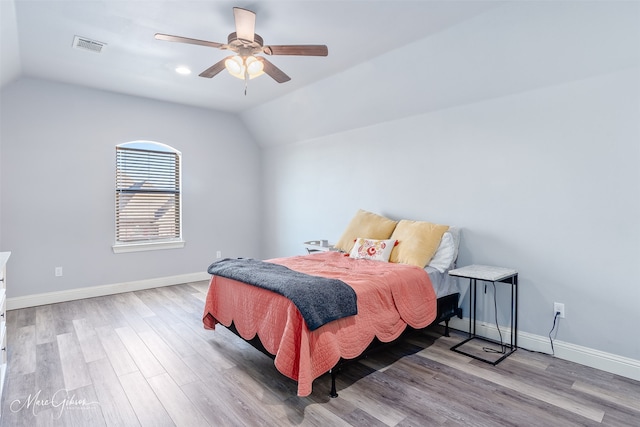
554, 302, 565, 318
55, 267, 63, 277
216, 251, 222, 259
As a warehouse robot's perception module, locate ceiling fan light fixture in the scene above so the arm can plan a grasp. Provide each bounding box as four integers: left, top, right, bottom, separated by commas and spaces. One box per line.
225, 55, 264, 80
245, 56, 264, 76
225, 56, 244, 78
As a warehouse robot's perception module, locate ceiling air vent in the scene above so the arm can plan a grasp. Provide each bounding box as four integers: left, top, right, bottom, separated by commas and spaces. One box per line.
72, 36, 106, 53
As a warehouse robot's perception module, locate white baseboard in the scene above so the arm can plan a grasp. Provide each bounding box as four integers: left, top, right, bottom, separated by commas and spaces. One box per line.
7, 272, 211, 310
446, 317, 640, 382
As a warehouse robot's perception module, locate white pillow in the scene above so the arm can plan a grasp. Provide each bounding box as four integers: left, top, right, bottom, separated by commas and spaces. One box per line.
350, 238, 396, 262
428, 227, 460, 273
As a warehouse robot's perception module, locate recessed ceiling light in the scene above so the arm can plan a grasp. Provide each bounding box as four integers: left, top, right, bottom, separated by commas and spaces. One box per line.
175, 66, 191, 75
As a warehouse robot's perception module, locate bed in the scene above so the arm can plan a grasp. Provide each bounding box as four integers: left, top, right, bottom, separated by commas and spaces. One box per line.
202, 210, 462, 397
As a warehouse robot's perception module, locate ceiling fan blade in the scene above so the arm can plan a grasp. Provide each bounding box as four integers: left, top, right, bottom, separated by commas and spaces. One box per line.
233, 7, 256, 42
199, 58, 228, 78
258, 57, 291, 83
264, 45, 328, 56
155, 33, 224, 49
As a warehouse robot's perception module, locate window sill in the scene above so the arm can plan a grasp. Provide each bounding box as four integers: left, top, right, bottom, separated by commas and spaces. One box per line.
112, 240, 185, 254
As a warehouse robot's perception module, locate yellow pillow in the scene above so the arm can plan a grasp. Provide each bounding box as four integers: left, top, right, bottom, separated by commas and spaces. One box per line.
334, 210, 398, 253
389, 220, 449, 267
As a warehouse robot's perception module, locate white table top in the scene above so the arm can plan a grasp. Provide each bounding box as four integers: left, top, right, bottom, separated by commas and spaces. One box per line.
448, 264, 517, 281
303, 241, 339, 252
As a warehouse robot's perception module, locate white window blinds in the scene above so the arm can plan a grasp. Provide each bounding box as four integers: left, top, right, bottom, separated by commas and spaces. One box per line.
115, 145, 181, 244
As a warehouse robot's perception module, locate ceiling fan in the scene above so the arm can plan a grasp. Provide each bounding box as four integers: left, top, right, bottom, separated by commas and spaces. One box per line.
155, 7, 328, 87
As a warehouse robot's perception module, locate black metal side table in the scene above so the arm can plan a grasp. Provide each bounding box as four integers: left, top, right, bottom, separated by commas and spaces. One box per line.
448, 264, 518, 365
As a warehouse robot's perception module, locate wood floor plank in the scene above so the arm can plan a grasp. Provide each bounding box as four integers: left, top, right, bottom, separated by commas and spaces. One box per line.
179, 353, 220, 381
153, 287, 197, 315
278, 392, 359, 427
119, 371, 174, 427
191, 292, 206, 303
332, 407, 390, 427
420, 344, 606, 423
112, 293, 155, 334
73, 317, 107, 363
158, 285, 202, 315
505, 348, 553, 371
572, 380, 640, 412
340, 359, 503, 427
221, 364, 294, 423
34, 341, 65, 399
0, 372, 37, 427
5, 306, 35, 330
137, 288, 204, 337
192, 365, 293, 426
113, 292, 156, 319
137, 328, 199, 386
95, 325, 139, 377
386, 353, 588, 427
333, 369, 409, 426
31, 384, 105, 427
84, 358, 138, 426
411, 332, 611, 427
114, 326, 165, 379
50, 301, 83, 337
143, 315, 197, 359
57, 332, 93, 391
184, 280, 210, 295
146, 372, 210, 427
301, 379, 365, 421
164, 320, 235, 371
7, 324, 36, 376
137, 290, 201, 340
34, 305, 56, 344
85, 295, 130, 329
165, 311, 215, 342
180, 379, 254, 427
282, 400, 354, 427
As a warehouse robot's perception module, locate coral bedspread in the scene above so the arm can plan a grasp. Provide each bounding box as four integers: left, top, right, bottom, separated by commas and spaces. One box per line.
202, 251, 437, 396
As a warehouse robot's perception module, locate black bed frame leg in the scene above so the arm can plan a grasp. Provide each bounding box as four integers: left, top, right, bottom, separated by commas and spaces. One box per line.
443, 307, 463, 337
329, 369, 338, 398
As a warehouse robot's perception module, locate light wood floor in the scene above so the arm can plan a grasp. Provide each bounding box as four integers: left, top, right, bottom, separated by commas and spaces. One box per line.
1, 281, 638, 426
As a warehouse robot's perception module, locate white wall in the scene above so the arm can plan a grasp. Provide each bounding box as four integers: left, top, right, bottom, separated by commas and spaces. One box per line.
0, 0, 21, 88
255, 0, 640, 364
261, 67, 640, 360
0, 77, 262, 298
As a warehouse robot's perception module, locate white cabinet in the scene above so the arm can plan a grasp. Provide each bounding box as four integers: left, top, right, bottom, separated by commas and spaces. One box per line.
0, 252, 9, 415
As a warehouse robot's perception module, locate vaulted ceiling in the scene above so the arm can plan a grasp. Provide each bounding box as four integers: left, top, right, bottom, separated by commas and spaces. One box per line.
0, 0, 503, 113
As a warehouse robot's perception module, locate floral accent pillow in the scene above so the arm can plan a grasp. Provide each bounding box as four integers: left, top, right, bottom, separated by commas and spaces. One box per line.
349, 238, 397, 262
334, 209, 398, 254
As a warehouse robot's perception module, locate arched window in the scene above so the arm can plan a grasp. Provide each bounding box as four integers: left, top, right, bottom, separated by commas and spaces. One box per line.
113, 141, 183, 252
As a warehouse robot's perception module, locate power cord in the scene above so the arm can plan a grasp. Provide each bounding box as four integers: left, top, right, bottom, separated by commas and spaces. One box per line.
483, 282, 506, 354
549, 311, 561, 356
520, 311, 562, 357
